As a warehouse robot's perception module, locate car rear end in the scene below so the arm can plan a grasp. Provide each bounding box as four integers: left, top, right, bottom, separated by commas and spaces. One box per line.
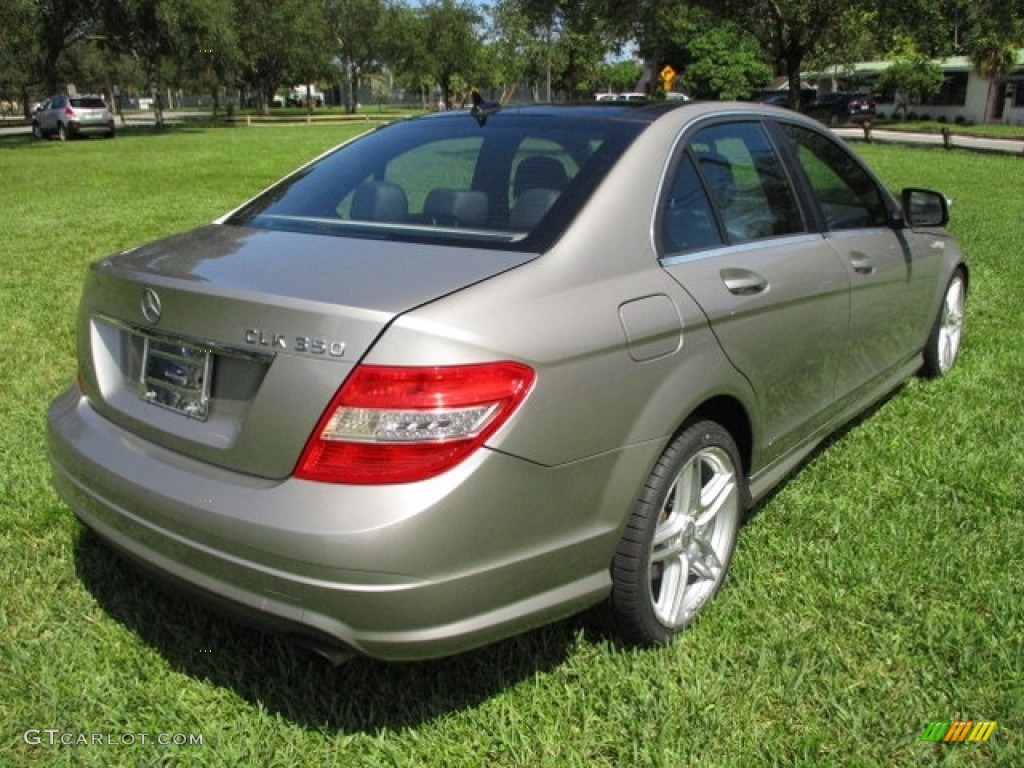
67, 96, 116, 138
46, 224, 553, 659
844, 93, 876, 122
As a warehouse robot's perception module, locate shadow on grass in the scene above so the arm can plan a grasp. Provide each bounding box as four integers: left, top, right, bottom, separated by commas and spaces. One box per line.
73, 525, 607, 733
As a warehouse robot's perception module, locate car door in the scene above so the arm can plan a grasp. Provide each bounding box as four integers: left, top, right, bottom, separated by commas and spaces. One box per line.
36, 96, 54, 133
775, 122, 938, 402
659, 120, 850, 464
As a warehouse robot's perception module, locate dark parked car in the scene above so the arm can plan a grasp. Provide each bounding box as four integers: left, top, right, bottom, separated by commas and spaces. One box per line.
803, 91, 876, 125
33, 94, 115, 140
755, 88, 817, 110
48, 100, 966, 661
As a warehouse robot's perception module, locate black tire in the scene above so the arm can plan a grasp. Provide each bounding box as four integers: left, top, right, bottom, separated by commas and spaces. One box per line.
611, 420, 745, 646
921, 269, 966, 378
32, 122, 44, 140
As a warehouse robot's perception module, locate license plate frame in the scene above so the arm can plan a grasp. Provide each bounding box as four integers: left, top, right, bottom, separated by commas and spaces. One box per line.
139, 336, 213, 420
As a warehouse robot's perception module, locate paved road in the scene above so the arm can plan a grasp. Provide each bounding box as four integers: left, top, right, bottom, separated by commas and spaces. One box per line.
834, 125, 1024, 155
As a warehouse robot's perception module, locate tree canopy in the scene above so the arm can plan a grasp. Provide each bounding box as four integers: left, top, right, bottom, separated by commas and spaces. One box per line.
1, 0, 1022, 118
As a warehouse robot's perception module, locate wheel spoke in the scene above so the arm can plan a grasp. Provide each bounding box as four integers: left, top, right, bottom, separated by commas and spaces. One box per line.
651, 486, 686, 560
651, 520, 685, 562
689, 530, 724, 581
695, 467, 736, 528
658, 553, 689, 625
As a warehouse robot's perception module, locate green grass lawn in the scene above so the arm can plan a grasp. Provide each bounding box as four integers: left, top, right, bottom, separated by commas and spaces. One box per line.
1, 125, 1021, 767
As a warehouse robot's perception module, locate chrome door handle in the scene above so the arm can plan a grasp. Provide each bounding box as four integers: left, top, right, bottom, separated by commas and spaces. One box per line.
850, 255, 876, 275
721, 268, 768, 296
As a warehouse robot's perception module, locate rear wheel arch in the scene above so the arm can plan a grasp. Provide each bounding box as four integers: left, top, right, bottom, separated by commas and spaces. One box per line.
683, 396, 753, 482
646, 395, 755, 513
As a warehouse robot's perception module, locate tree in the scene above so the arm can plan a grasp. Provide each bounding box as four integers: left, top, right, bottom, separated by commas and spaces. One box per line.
879, 0, 1024, 121
0, 0, 39, 113
405, 0, 484, 109
167, 0, 238, 115
378, 2, 435, 106
234, 0, 326, 113
486, 0, 555, 101
33, 0, 101, 95
962, 1, 1024, 121
99, 0, 237, 125
681, 26, 773, 99
323, 0, 386, 114
596, 59, 644, 94
619, 0, 878, 108
637, 4, 771, 100
499, 0, 624, 100
877, 56, 945, 118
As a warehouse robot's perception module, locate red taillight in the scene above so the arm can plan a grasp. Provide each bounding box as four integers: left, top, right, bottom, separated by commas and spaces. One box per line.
64, 106, 75, 117
294, 362, 535, 484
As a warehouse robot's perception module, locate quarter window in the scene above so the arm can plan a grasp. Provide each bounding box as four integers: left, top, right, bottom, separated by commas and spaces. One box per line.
781, 124, 889, 230
660, 153, 724, 254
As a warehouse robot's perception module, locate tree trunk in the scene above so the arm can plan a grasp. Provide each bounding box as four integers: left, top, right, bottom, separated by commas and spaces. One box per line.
153, 88, 165, 129
42, 45, 61, 94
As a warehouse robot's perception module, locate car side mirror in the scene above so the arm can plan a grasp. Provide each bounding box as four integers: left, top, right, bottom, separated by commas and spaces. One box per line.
901, 188, 949, 228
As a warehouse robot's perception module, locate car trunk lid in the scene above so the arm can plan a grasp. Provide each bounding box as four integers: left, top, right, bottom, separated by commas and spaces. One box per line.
77, 224, 533, 479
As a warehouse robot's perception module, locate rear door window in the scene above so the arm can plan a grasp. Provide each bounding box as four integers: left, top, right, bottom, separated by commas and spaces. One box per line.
689, 122, 805, 243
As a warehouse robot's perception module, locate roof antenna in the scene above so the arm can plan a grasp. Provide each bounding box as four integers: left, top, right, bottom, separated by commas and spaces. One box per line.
470, 90, 500, 126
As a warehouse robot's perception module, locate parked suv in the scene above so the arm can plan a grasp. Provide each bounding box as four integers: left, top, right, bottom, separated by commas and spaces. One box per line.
32, 94, 115, 140
803, 91, 876, 125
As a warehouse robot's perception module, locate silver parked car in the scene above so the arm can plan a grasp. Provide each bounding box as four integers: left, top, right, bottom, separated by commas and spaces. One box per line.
48, 101, 967, 661
33, 93, 116, 140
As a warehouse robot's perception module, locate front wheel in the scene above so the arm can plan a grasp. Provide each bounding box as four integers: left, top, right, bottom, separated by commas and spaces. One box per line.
921, 269, 966, 378
611, 420, 745, 646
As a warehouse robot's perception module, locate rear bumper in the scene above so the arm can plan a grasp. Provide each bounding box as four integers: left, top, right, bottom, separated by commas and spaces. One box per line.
48, 386, 653, 660
68, 119, 114, 136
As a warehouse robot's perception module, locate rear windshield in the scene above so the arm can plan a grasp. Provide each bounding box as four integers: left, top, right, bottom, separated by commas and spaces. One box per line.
71, 97, 107, 109
227, 109, 647, 251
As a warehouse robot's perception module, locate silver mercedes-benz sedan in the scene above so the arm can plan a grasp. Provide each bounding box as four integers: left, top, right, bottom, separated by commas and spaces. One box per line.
47, 101, 967, 661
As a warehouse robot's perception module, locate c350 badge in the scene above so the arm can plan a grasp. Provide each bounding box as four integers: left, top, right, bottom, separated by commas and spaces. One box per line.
244, 328, 345, 358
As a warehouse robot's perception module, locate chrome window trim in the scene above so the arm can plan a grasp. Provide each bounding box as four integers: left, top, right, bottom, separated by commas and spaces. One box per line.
659, 233, 825, 267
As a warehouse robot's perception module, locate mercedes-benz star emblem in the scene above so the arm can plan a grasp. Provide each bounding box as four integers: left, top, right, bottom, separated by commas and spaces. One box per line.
141, 288, 162, 324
